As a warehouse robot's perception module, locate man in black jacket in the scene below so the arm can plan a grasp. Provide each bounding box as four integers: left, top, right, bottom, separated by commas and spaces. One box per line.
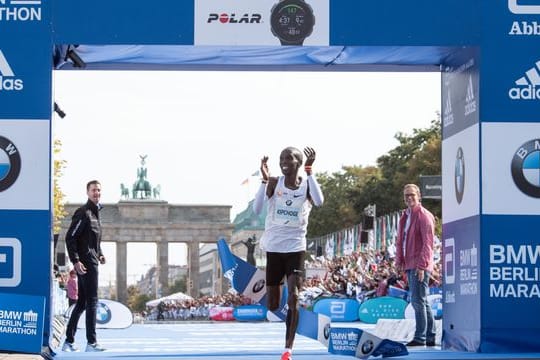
62, 180, 106, 352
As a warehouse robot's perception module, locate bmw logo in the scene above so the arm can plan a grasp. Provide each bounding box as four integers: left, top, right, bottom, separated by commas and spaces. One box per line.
454, 147, 465, 204
96, 301, 112, 324
361, 339, 374, 354
252, 279, 265, 293
323, 323, 331, 340
511, 139, 540, 198
0, 136, 21, 192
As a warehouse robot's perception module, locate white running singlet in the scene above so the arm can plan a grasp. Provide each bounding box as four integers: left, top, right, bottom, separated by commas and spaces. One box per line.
260, 176, 312, 253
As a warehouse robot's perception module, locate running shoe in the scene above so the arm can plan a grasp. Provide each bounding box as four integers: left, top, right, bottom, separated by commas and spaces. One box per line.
61, 342, 79, 352
280, 351, 292, 360
86, 342, 106, 352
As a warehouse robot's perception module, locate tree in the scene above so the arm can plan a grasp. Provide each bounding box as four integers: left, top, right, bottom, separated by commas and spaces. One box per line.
351, 115, 441, 218
53, 139, 67, 234
307, 114, 441, 237
308, 165, 380, 237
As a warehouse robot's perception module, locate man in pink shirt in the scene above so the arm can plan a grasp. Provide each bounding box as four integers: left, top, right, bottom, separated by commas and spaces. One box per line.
395, 184, 436, 347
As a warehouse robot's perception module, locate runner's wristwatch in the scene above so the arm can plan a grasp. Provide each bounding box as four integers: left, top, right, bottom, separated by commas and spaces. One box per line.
270, 0, 315, 46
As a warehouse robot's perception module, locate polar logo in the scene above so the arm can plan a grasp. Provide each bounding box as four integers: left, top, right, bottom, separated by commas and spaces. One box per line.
0, 50, 23, 91
509, 0, 540, 14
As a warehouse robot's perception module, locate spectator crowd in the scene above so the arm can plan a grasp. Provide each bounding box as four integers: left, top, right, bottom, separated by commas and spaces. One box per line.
142, 239, 442, 321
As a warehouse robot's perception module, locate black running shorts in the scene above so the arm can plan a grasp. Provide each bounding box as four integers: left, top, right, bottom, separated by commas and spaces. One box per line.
265, 251, 305, 286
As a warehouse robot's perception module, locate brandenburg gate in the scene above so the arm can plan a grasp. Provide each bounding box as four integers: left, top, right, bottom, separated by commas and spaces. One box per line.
56, 157, 233, 304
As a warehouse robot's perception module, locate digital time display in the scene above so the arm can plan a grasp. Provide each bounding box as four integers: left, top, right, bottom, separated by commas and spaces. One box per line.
271, 0, 314, 45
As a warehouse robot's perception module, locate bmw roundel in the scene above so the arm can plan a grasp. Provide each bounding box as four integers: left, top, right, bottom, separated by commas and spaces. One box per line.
511, 139, 540, 198
361, 339, 374, 354
96, 301, 112, 324
454, 147, 465, 204
0, 136, 21, 192
252, 279, 265, 293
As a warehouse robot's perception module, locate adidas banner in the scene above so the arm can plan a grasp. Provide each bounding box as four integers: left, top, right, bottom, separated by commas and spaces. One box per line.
217, 238, 408, 359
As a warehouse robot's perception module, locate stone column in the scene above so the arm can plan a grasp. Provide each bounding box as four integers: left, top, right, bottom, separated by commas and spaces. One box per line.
116, 241, 127, 304
188, 241, 200, 297
157, 241, 169, 297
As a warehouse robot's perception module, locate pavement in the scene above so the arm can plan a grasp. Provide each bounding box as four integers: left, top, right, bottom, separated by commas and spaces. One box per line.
0, 354, 43, 360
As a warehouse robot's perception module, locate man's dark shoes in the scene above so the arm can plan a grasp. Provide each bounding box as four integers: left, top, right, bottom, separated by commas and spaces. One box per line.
406, 340, 426, 347
426, 340, 436, 347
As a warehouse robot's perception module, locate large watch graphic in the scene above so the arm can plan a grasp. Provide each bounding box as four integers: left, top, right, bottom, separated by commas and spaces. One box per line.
270, 0, 315, 46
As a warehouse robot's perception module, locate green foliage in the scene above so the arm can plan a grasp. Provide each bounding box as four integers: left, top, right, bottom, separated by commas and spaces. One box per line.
53, 139, 67, 234
309, 114, 441, 236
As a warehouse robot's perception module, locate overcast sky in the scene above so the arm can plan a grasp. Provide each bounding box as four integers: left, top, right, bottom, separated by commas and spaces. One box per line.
53, 70, 441, 287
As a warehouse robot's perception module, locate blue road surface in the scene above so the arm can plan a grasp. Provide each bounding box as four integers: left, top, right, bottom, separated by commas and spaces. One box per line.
49, 321, 540, 360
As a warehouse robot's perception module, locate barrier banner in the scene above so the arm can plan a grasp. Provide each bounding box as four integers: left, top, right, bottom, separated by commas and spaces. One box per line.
233, 304, 267, 321
209, 306, 234, 321
313, 298, 359, 322
358, 296, 408, 324
217, 239, 408, 358
64, 299, 133, 329
0, 293, 45, 353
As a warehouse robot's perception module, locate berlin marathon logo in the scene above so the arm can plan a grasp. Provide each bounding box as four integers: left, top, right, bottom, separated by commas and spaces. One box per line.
0, 50, 23, 91
0, 136, 21, 192
511, 139, 540, 198
0, 0, 41, 21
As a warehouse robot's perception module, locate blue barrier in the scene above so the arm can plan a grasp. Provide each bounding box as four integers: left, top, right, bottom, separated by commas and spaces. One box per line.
358, 296, 408, 324
312, 298, 359, 322
233, 305, 267, 321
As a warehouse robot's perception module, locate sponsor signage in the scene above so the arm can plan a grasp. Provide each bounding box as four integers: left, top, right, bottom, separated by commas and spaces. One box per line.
0, 293, 45, 353
0, 0, 42, 22
328, 327, 408, 358
482, 123, 540, 215
0, 0, 52, 353
313, 298, 359, 322
358, 296, 407, 324
481, 215, 540, 352
194, 0, 329, 46
233, 304, 267, 321
442, 48, 479, 139
480, 0, 539, 121
442, 216, 481, 351
67, 299, 133, 329
442, 123, 480, 223
0, 120, 49, 210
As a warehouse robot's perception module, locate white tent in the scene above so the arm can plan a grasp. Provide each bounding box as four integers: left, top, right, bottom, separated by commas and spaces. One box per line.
146, 292, 193, 308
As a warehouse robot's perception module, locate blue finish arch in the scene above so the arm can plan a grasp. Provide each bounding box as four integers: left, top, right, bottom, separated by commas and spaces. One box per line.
0, 0, 537, 355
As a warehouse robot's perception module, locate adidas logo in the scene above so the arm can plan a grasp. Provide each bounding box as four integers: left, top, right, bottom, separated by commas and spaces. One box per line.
443, 92, 454, 127
509, 0, 540, 14
0, 50, 23, 91
508, 60, 540, 100
464, 75, 477, 116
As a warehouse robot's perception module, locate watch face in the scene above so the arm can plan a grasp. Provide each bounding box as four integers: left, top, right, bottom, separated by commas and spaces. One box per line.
271, 0, 314, 44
